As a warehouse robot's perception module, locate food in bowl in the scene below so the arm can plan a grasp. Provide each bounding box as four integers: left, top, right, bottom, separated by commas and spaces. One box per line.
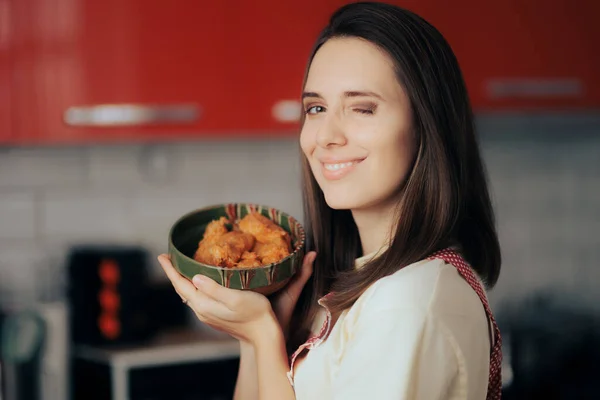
193, 212, 292, 268
168, 203, 305, 295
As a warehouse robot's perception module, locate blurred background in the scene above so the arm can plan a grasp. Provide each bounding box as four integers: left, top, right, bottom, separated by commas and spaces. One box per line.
0, 0, 598, 399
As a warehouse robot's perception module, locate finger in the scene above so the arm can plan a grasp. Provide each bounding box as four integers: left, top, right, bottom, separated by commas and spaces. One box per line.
192, 274, 244, 311
157, 254, 198, 301
157, 257, 233, 321
300, 251, 316, 280
158, 255, 187, 303
285, 251, 316, 299
188, 286, 231, 320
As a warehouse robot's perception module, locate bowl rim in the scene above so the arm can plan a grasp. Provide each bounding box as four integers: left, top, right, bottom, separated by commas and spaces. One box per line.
168, 203, 306, 271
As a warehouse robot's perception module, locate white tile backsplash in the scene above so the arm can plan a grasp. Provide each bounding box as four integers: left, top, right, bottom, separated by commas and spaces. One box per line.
88, 145, 146, 186
0, 241, 49, 306
0, 147, 88, 188
0, 191, 37, 240
40, 190, 134, 242
0, 115, 599, 310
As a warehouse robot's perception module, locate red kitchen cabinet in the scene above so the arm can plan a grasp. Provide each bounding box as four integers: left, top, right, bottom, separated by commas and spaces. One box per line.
228, 0, 350, 133
394, 0, 600, 111
0, 0, 13, 144
230, 0, 600, 133
10, 0, 351, 143
11, 0, 240, 144
8, 0, 600, 145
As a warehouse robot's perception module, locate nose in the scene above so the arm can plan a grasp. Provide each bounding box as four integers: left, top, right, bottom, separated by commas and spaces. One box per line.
315, 113, 347, 148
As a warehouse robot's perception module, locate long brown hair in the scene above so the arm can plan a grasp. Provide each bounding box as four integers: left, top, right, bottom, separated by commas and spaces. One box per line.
288, 1, 501, 353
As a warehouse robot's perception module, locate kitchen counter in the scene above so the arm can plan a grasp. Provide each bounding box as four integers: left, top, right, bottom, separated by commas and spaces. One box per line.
73, 327, 239, 368
72, 328, 240, 400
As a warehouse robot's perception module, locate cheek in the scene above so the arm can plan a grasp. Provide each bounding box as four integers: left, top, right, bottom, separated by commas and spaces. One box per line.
364, 126, 415, 181
388, 130, 415, 168
388, 136, 416, 186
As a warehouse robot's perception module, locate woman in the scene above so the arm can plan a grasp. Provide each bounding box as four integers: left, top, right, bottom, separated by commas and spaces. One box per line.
158, 2, 502, 399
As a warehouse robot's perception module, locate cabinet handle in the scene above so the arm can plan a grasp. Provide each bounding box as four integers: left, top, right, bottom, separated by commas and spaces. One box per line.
486, 78, 583, 100
63, 104, 200, 127
272, 100, 302, 123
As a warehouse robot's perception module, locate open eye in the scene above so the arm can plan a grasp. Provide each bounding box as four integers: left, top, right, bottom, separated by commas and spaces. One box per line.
306, 105, 326, 115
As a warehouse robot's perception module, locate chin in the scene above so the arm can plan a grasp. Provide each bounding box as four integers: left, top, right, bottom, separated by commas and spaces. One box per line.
323, 187, 396, 213
323, 192, 364, 211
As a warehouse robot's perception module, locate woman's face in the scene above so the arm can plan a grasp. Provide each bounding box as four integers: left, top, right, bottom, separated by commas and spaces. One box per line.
300, 37, 417, 212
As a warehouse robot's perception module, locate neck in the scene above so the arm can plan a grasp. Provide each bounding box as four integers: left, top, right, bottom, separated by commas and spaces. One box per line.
351, 202, 397, 256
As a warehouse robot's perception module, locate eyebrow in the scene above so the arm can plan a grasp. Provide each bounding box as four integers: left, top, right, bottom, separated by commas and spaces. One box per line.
302, 90, 384, 101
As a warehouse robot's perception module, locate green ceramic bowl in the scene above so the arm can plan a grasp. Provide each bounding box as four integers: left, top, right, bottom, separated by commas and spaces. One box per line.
169, 203, 306, 296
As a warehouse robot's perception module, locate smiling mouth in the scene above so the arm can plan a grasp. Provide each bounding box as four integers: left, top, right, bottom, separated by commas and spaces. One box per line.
319, 158, 365, 180
323, 161, 360, 171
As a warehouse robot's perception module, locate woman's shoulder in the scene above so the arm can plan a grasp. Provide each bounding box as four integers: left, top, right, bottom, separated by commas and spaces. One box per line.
352, 257, 486, 321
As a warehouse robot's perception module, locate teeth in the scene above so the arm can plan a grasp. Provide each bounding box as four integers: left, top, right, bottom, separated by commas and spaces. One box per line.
324, 162, 355, 171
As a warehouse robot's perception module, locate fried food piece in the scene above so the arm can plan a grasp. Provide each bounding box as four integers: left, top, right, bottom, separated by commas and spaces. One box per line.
238, 212, 291, 250
194, 224, 255, 267
252, 241, 291, 265
235, 251, 262, 268
193, 217, 228, 264
193, 217, 229, 264
201, 217, 229, 245
238, 212, 291, 264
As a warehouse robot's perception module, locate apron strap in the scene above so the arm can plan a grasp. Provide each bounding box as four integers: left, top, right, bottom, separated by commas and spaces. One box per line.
429, 248, 503, 400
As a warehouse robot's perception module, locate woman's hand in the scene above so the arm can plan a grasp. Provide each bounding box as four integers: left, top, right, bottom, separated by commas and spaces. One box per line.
271, 251, 316, 339
158, 254, 277, 346
159, 253, 314, 400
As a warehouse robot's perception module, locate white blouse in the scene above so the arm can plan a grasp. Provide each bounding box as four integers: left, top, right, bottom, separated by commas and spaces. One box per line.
291, 251, 491, 400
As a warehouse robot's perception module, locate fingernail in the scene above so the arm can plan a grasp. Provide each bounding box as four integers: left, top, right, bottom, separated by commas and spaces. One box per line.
192, 275, 205, 287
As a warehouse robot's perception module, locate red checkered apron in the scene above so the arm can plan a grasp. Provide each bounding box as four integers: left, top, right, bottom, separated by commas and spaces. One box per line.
288, 248, 503, 399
